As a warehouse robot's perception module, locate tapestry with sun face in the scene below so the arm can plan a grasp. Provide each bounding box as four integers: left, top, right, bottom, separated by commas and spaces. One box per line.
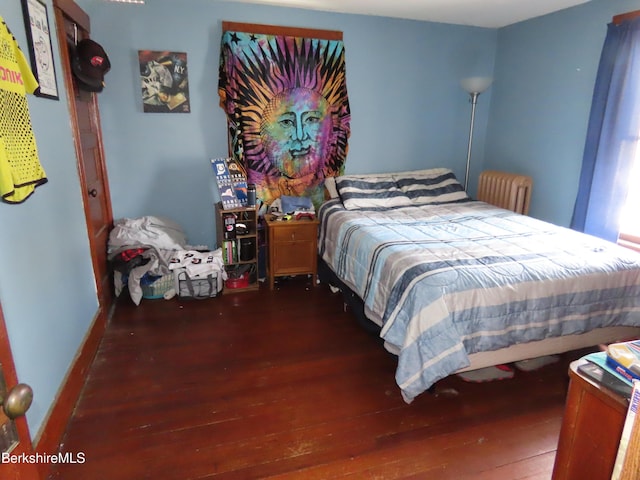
218, 23, 351, 210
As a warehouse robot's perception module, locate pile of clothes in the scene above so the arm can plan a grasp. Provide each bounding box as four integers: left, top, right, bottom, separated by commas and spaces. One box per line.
108, 216, 225, 305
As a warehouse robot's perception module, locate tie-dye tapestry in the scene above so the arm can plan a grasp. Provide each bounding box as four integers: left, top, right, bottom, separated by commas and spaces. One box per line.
218, 24, 350, 210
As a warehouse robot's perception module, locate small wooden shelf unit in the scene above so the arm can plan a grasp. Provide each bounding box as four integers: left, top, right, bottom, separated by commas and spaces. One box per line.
215, 202, 259, 293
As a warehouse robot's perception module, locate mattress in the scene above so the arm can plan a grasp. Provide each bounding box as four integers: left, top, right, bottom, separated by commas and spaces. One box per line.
318, 198, 640, 402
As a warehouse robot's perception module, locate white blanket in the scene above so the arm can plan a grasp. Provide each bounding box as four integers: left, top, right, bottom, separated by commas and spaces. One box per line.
108, 216, 188, 253
108, 216, 214, 305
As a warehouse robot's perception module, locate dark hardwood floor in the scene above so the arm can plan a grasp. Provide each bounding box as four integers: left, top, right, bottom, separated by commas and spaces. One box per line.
47, 276, 586, 479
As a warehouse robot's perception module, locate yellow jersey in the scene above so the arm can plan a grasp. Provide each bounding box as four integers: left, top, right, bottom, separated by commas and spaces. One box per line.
0, 16, 47, 203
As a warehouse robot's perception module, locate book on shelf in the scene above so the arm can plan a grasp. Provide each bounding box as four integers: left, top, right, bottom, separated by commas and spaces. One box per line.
226, 157, 248, 206
222, 240, 238, 264
211, 158, 249, 209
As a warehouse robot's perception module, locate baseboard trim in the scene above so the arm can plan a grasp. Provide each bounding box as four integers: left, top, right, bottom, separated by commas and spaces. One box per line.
34, 304, 109, 478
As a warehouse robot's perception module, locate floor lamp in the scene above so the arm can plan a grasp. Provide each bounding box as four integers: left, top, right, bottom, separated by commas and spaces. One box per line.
460, 76, 493, 192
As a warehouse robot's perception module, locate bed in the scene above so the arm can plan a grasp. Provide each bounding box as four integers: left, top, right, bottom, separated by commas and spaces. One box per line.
318, 168, 640, 402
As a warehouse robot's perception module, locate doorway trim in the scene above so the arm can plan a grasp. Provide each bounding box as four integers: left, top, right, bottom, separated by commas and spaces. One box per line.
33, 1, 114, 476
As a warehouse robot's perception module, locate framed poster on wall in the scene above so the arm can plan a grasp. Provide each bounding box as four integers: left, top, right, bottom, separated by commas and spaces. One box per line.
139, 50, 191, 113
21, 0, 59, 100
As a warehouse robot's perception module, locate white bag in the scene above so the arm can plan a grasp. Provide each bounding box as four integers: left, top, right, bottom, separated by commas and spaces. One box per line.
173, 268, 222, 299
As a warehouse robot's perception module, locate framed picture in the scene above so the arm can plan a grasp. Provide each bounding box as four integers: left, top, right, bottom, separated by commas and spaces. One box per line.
139, 50, 191, 113
21, 0, 59, 100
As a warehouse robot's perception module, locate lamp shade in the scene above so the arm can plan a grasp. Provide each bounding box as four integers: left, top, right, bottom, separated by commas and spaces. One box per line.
460, 76, 493, 94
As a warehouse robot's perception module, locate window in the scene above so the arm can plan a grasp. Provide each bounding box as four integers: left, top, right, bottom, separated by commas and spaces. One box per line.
573, 10, 640, 248
614, 10, 640, 252
619, 154, 640, 250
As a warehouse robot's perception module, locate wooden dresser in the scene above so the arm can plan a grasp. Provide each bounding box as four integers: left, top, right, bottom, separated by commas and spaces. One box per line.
265, 217, 319, 290
552, 359, 628, 480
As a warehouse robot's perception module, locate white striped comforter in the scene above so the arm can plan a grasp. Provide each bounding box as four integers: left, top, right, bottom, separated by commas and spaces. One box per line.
318, 199, 640, 402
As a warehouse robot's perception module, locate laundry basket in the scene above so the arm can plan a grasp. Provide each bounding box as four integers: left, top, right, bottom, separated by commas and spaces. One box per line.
140, 273, 174, 299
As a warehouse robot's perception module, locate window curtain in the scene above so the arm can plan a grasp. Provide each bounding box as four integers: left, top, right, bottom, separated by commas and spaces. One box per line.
571, 17, 640, 242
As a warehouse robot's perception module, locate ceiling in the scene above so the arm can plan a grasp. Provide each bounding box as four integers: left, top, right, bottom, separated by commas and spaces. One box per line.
220, 0, 593, 28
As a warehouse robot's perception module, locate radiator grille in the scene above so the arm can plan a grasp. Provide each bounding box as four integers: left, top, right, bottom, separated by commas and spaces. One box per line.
477, 170, 532, 215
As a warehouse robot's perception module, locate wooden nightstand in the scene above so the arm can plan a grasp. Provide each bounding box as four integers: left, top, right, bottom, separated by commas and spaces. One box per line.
265, 217, 319, 290
552, 359, 628, 480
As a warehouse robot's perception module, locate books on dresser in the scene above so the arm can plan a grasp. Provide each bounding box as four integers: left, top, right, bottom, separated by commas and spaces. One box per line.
577, 361, 634, 399
607, 340, 640, 383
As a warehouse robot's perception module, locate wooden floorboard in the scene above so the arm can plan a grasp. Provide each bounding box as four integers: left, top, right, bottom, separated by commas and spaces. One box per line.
47, 276, 589, 479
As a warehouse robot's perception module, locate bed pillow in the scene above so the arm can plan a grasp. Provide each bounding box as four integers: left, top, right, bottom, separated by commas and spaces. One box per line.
335, 176, 413, 210
393, 169, 470, 205
324, 176, 339, 199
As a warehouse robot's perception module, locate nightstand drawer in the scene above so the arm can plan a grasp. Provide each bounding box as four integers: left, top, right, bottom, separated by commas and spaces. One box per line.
271, 242, 316, 273
271, 223, 317, 242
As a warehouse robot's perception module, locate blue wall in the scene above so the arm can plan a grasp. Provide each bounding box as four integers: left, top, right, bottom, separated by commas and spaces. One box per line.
0, 0, 635, 442
486, 0, 640, 226
76, 0, 497, 247
0, 3, 98, 438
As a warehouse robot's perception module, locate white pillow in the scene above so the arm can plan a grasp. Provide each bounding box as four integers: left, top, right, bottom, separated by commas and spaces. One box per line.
324, 176, 339, 199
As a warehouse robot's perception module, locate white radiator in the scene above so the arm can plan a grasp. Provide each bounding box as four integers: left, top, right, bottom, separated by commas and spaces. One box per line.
477, 170, 532, 215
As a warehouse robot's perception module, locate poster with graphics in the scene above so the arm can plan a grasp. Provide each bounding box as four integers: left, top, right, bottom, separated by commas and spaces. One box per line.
218, 29, 350, 209
139, 50, 190, 113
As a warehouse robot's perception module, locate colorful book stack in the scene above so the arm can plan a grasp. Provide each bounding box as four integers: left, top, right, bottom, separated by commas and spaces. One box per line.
222, 239, 237, 264
580, 340, 640, 399
607, 339, 640, 383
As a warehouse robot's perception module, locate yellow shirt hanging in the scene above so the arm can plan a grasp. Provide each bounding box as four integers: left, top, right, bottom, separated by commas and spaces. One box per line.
0, 16, 47, 203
